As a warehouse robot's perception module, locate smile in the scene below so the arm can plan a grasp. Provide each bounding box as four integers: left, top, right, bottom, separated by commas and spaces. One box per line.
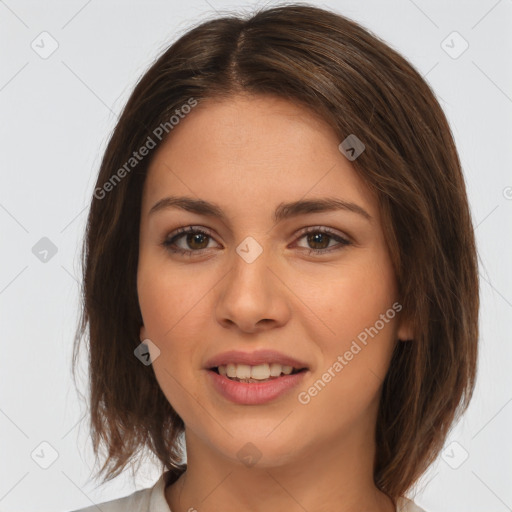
214, 362, 304, 381
207, 365, 308, 405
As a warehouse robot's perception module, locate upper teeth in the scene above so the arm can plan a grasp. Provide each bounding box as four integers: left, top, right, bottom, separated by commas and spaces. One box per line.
218, 363, 296, 380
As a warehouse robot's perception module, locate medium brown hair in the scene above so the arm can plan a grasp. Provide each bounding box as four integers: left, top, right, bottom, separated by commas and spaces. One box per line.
72, 2, 479, 503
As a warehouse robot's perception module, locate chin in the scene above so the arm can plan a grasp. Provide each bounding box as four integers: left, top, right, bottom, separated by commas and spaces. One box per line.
200, 426, 306, 469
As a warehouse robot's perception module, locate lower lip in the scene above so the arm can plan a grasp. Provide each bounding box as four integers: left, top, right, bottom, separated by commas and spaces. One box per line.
207, 369, 308, 405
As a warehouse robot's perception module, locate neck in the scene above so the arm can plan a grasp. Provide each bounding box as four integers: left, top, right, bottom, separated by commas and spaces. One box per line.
165, 424, 395, 512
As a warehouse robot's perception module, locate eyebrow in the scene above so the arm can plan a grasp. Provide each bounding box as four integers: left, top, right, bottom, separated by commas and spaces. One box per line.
148, 195, 372, 223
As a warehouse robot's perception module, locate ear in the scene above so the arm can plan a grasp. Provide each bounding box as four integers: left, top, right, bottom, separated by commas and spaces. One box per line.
397, 317, 414, 342
140, 324, 147, 342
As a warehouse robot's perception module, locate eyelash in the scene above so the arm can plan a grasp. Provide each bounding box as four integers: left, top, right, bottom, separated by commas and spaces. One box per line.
161, 226, 352, 257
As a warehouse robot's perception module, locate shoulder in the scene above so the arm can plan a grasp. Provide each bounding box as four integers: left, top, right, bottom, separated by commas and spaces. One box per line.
68, 469, 177, 512
69, 486, 152, 512
396, 496, 429, 512
69, 485, 154, 512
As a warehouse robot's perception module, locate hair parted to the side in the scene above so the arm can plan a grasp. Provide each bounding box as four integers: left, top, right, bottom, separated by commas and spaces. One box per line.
72, 2, 479, 503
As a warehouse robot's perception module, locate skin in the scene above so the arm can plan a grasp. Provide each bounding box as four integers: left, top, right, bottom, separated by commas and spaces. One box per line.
137, 93, 413, 512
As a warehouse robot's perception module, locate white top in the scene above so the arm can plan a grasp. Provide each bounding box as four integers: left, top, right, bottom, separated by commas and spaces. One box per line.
70, 470, 427, 512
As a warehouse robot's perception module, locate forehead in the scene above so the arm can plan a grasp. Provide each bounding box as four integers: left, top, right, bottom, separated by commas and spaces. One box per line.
141, 94, 376, 221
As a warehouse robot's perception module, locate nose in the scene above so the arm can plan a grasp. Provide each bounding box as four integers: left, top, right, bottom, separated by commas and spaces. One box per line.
215, 244, 291, 334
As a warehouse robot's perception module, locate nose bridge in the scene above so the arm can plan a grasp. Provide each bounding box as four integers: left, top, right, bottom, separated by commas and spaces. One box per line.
228, 235, 272, 303
215, 235, 289, 331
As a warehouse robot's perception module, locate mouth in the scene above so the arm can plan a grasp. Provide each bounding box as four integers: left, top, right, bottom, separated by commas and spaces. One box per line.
206, 363, 309, 405
208, 363, 308, 383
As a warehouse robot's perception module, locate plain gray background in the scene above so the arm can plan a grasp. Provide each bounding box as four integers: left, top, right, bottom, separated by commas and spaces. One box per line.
1, 0, 511, 511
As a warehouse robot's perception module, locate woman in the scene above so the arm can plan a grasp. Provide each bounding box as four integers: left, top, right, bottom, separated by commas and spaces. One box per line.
71, 4, 479, 512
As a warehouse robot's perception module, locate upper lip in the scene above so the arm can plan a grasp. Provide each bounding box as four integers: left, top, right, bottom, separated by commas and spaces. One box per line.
204, 349, 309, 370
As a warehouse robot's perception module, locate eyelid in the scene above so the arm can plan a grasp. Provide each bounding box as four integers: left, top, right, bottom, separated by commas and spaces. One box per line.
162, 224, 352, 256
163, 225, 221, 251
291, 225, 352, 253
168, 225, 217, 240
164, 224, 351, 242
295, 225, 351, 242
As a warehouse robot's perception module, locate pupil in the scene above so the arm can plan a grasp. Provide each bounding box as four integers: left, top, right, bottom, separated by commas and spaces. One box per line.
308, 232, 329, 249
187, 233, 209, 250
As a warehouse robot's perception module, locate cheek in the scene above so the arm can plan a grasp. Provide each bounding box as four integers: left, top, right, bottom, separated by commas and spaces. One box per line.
137, 262, 214, 397
138, 272, 187, 388
298, 259, 398, 424
138, 260, 212, 343
294, 254, 397, 382
296, 254, 397, 342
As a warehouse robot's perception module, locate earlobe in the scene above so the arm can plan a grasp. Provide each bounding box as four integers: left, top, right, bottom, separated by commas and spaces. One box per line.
397, 313, 414, 341
397, 322, 414, 342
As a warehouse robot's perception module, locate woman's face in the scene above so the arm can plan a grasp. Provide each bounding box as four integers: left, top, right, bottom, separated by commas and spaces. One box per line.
137, 93, 411, 467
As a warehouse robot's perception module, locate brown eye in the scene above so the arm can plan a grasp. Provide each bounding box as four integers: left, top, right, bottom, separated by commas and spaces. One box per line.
162, 227, 219, 256
184, 232, 210, 250
295, 227, 351, 255
305, 232, 331, 250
